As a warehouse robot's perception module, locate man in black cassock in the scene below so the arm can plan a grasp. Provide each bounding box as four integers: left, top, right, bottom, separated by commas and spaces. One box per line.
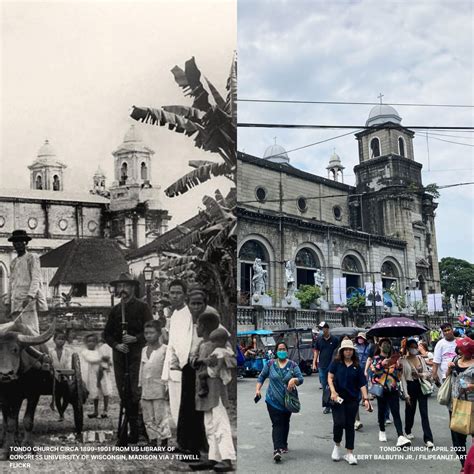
103, 272, 152, 444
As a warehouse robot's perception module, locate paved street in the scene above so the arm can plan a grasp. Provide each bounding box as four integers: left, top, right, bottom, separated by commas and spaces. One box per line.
238, 374, 463, 474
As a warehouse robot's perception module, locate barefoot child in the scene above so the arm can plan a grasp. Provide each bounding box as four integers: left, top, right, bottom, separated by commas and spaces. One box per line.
81, 333, 112, 418
139, 320, 171, 448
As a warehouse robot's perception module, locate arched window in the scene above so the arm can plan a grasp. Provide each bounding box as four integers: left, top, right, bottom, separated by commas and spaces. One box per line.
295, 248, 319, 287
398, 137, 405, 157
120, 162, 128, 183
239, 240, 269, 305
370, 137, 381, 158
35, 175, 43, 190
141, 162, 148, 180
342, 255, 362, 293
52, 175, 60, 191
381, 261, 399, 289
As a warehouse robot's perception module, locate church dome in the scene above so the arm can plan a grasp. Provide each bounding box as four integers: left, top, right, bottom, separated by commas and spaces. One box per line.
327, 151, 345, 169
263, 143, 289, 164
366, 104, 402, 127
123, 124, 142, 143
37, 139, 57, 158
94, 165, 106, 177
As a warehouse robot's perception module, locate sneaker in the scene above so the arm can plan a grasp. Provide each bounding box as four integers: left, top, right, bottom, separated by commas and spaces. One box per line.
331, 445, 342, 461
425, 441, 434, 449
213, 460, 234, 472
405, 433, 415, 440
386, 419, 392, 424
396, 435, 412, 447
343, 453, 358, 465
281, 448, 288, 454
323, 407, 331, 414
379, 431, 387, 442
354, 420, 363, 431
273, 450, 282, 463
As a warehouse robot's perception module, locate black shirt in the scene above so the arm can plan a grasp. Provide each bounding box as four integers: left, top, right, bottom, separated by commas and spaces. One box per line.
314, 335, 339, 369
328, 360, 367, 401
103, 297, 153, 353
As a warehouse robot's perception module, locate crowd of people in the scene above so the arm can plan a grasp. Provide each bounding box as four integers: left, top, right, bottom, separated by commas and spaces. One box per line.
255, 321, 474, 473
48, 275, 236, 473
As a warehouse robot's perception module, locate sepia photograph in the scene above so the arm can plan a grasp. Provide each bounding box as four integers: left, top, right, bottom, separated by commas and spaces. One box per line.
1, 0, 236, 472
236, 0, 473, 473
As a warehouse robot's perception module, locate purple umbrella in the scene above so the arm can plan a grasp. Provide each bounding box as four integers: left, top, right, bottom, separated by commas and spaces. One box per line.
366, 317, 429, 337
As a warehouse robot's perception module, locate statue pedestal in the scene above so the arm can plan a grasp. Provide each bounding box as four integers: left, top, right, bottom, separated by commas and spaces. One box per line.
320, 299, 329, 311
252, 294, 272, 307
281, 297, 301, 309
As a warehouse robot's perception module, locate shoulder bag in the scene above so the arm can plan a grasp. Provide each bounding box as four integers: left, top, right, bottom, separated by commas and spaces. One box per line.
275, 360, 301, 413
369, 365, 389, 398
450, 393, 474, 435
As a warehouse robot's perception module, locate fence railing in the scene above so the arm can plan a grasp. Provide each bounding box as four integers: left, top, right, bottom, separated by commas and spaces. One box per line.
237, 305, 454, 332
39, 306, 111, 332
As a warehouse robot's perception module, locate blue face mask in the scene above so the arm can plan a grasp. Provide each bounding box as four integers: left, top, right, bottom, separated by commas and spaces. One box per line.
276, 350, 288, 360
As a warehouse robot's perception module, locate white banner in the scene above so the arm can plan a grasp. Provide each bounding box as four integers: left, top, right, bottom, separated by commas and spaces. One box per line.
365, 281, 384, 306
333, 277, 347, 305
427, 293, 443, 313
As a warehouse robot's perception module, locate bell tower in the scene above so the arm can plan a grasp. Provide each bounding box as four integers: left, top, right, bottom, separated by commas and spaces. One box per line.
108, 125, 171, 249
28, 140, 67, 191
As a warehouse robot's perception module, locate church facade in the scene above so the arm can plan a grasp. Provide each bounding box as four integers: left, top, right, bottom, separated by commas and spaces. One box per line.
237, 105, 441, 306
0, 125, 170, 296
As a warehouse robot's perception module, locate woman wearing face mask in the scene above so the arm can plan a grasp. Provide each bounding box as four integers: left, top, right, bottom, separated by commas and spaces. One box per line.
400, 339, 434, 448
255, 341, 304, 463
446, 337, 474, 472
371, 338, 411, 447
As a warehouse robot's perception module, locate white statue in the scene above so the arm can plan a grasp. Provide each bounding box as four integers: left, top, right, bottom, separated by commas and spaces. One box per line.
456, 295, 463, 312
450, 294, 456, 315
285, 260, 296, 298
314, 269, 325, 289
390, 281, 397, 292
252, 258, 267, 295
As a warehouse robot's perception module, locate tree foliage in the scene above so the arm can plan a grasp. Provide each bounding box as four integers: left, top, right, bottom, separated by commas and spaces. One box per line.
295, 285, 321, 310
439, 257, 474, 302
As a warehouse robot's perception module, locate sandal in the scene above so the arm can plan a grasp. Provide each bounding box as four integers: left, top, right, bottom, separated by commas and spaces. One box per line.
87, 413, 98, 419
100, 413, 108, 419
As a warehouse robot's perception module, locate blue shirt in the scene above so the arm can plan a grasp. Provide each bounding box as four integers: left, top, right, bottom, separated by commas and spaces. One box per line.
257, 359, 304, 412
314, 335, 339, 369
355, 343, 370, 368
328, 360, 367, 401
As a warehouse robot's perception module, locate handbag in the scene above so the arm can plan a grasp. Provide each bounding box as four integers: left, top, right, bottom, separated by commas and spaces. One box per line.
420, 378, 434, 396
273, 360, 301, 413
437, 375, 453, 406
369, 367, 389, 398
450, 397, 474, 435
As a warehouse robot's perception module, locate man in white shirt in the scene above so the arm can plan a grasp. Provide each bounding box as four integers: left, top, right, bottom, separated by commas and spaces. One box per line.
6, 230, 48, 334
432, 323, 457, 383
161, 280, 193, 426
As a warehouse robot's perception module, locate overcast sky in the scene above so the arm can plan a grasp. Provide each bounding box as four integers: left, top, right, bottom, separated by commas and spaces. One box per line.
1, 0, 236, 226
238, 0, 473, 262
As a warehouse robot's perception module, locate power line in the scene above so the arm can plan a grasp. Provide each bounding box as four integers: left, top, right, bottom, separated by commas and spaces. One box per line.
421, 132, 474, 139
238, 123, 474, 130
238, 98, 474, 108
428, 136, 474, 147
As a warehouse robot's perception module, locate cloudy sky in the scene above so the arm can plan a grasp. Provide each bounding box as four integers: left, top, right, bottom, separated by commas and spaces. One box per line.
238, 0, 473, 262
1, 0, 235, 226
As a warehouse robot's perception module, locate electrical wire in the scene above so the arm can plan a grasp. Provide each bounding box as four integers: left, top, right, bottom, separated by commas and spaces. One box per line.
238, 123, 474, 130
238, 98, 474, 108
427, 136, 474, 147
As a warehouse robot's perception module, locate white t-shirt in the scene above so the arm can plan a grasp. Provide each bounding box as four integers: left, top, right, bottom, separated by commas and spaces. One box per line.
433, 338, 457, 380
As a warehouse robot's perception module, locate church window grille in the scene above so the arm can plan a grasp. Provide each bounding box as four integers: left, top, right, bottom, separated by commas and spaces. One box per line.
255, 186, 267, 202
381, 261, 399, 289
342, 255, 362, 292
342, 255, 361, 273
141, 162, 148, 180
295, 248, 319, 287
53, 175, 60, 191
370, 137, 381, 158
398, 137, 406, 157
297, 197, 308, 212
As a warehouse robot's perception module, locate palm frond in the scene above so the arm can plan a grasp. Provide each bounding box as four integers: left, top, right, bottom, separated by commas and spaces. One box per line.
225, 52, 237, 125
164, 162, 232, 197
205, 77, 226, 109
203, 220, 237, 260
162, 105, 205, 123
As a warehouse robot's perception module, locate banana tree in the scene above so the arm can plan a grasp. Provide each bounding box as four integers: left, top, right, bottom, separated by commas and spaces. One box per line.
129, 56, 237, 332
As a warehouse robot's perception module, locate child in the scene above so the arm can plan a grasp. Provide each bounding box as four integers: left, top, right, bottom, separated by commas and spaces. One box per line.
81, 333, 112, 419
197, 328, 233, 397
192, 309, 236, 472
51, 330, 74, 421
139, 320, 171, 448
